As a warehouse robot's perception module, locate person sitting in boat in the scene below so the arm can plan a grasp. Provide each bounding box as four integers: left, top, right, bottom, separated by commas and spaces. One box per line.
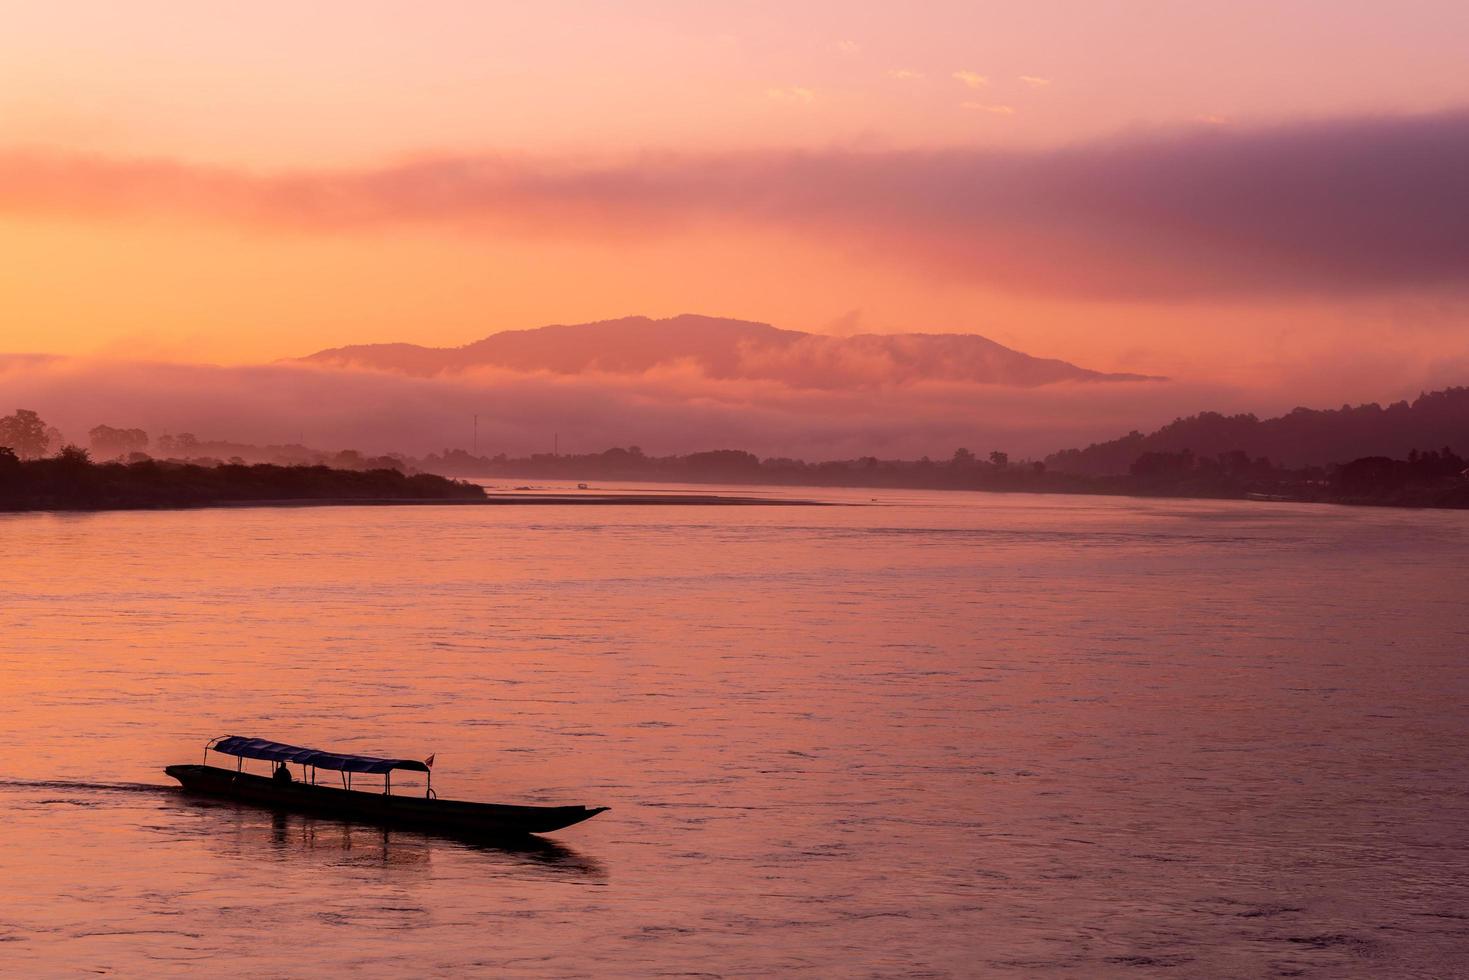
273, 762, 293, 784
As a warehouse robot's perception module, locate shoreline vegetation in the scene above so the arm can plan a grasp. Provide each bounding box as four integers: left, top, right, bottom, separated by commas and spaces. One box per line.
0, 451, 485, 512
430, 387, 1469, 508
436, 447, 1469, 509
2, 398, 1466, 512
1, 447, 1464, 514
0, 451, 825, 512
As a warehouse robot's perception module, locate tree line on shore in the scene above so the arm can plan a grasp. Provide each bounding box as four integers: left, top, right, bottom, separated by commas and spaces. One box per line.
0, 410, 482, 510
1047, 387, 1469, 474
3, 401, 1466, 509
419, 443, 1468, 507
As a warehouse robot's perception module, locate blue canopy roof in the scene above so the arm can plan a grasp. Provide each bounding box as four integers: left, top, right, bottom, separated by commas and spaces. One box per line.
210, 736, 430, 774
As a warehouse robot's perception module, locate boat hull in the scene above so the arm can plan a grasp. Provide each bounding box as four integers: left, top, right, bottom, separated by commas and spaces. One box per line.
165, 764, 606, 836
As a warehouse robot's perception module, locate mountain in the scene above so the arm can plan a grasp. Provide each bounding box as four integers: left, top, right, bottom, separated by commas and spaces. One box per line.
1047, 387, 1469, 474
301, 314, 1162, 388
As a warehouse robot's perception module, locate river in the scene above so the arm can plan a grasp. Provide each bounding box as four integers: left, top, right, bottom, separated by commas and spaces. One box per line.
1, 488, 1465, 976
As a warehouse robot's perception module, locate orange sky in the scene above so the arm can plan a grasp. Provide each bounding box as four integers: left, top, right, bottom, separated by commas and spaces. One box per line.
2, 0, 1468, 399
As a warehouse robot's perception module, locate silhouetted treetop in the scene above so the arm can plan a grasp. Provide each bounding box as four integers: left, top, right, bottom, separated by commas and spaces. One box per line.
89, 424, 149, 459
0, 409, 51, 459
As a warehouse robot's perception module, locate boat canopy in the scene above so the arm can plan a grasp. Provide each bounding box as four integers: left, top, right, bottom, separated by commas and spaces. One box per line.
209, 736, 430, 774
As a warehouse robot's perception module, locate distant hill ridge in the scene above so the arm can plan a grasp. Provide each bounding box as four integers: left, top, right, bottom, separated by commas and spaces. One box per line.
1047, 386, 1469, 474
302, 314, 1162, 388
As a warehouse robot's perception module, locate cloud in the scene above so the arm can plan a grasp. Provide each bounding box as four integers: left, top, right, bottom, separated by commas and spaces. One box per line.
0, 355, 1252, 461
961, 103, 1015, 115
1018, 75, 1051, 88
833, 39, 861, 55
952, 70, 989, 88
822, 309, 865, 336
765, 86, 816, 104
3, 108, 1469, 298
886, 68, 923, 80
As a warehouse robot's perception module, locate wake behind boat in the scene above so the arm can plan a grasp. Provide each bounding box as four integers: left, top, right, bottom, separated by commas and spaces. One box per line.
166, 735, 607, 837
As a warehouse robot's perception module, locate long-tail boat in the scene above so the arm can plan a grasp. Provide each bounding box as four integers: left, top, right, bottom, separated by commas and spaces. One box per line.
166, 736, 607, 837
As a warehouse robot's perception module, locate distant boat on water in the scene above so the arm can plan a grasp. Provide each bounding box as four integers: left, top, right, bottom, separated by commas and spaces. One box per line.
166, 736, 608, 837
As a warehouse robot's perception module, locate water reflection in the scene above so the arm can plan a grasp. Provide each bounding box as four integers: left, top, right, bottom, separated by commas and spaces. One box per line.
176, 795, 605, 879
264, 809, 425, 866
1, 777, 607, 880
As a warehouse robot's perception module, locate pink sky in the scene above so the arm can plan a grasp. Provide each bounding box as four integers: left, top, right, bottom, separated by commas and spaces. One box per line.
2, 1, 1468, 429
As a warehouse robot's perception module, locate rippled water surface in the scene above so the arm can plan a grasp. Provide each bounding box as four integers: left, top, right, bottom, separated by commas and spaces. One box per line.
1, 489, 1466, 976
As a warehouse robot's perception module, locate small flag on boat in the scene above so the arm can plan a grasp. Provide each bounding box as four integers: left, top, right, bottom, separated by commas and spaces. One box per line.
425, 754, 435, 768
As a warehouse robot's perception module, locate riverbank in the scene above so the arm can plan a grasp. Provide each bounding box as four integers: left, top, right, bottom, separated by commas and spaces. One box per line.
2, 453, 1460, 513
0, 452, 841, 512
0, 494, 828, 513
0, 456, 485, 512
206, 492, 828, 509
